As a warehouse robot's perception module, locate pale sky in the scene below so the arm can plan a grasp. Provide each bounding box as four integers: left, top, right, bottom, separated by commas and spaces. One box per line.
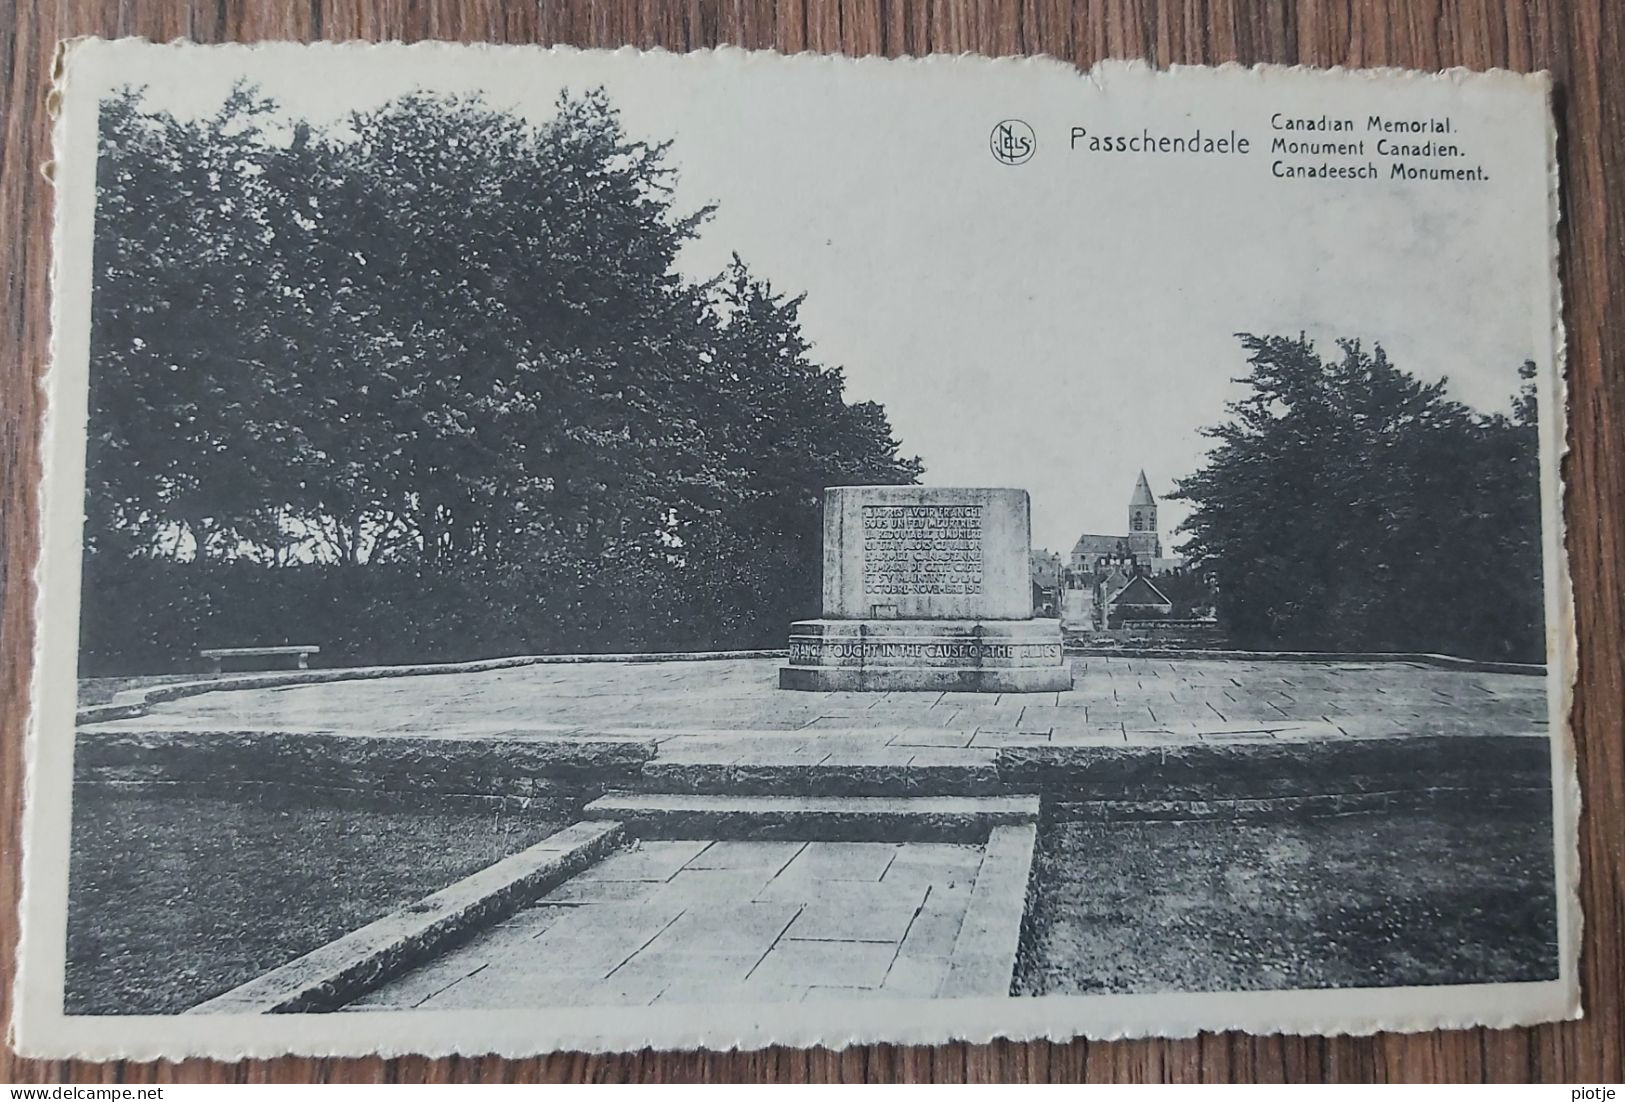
97, 45, 1554, 554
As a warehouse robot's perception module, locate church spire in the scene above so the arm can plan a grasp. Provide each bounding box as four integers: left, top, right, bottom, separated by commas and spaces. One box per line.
1130, 469, 1156, 507
1128, 470, 1159, 548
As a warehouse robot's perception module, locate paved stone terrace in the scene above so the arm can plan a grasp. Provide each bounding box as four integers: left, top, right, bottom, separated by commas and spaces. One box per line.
347, 838, 1003, 1009
91, 656, 1550, 766
133, 656, 1544, 1013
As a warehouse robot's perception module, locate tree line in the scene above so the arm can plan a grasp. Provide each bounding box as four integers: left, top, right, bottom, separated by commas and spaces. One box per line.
1171, 334, 1545, 663
80, 85, 1545, 672
83, 86, 921, 672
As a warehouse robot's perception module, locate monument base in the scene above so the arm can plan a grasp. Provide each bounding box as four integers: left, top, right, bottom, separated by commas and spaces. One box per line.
778, 664, 1072, 692
780, 618, 1071, 693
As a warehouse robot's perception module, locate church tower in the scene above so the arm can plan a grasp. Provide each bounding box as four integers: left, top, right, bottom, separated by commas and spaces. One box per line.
1127, 470, 1161, 558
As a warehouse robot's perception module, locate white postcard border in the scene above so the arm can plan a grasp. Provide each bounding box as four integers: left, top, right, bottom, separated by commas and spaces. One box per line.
12, 39, 1580, 1061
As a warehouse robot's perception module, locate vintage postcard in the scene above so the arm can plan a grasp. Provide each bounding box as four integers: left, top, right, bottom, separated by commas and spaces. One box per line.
15, 39, 1576, 1059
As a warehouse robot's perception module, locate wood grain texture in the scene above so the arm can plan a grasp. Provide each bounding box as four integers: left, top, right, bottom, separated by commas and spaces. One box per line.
2, 0, 1621, 1083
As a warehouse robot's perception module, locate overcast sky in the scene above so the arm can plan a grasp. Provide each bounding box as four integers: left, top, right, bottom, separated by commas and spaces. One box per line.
102, 46, 1554, 553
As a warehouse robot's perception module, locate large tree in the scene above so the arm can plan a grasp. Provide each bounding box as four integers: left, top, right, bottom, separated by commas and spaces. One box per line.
89, 85, 298, 563
659, 257, 925, 644
83, 86, 920, 667
1170, 334, 1543, 662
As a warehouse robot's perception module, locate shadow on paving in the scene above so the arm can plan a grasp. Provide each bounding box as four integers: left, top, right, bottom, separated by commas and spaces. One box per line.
1013, 790, 1559, 995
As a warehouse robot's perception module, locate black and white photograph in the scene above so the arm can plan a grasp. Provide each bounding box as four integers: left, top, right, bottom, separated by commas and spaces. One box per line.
16, 40, 1575, 1058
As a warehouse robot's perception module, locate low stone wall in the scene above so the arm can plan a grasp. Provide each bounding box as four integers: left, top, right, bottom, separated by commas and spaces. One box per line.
1040, 784, 1551, 821
188, 821, 627, 1014
1091, 621, 1229, 647
1062, 646, 1545, 676
74, 729, 658, 802
76, 648, 791, 726
75, 728, 1552, 809
997, 733, 1552, 814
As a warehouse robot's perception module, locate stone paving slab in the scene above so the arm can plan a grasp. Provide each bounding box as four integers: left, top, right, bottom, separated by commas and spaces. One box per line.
654, 901, 804, 950
680, 840, 805, 872
883, 843, 986, 884
787, 884, 929, 942
343, 921, 554, 1009
352, 834, 1030, 1010
881, 953, 955, 998
519, 901, 688, 975
750, 938, 899, 989
569, 840, 710, 882
541, 879, 651, 905
888, 729, 977, 748
901, 893, 975, 958
778, 841, 898, 882
653, 867, 787, 902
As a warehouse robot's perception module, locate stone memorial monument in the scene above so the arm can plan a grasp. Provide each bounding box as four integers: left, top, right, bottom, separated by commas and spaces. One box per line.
779, 486, 1070, 692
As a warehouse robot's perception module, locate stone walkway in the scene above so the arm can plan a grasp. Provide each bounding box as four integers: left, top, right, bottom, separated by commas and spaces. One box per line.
121, 654, 1545, 1012
347, 835, 1026, 1009
89, 656, 1550, 766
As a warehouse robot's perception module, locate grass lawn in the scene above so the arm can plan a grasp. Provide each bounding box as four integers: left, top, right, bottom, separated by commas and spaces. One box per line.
66, 787, 574, 1014
1014, 794, 1559, 996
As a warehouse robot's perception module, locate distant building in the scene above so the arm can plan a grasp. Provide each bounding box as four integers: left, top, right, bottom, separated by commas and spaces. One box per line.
1105, 574, 1175, 627
1056, 473, 1187, 633
1030, 550, 1063, 589
1067, 471, 1184, 578
1030, 550, 1064, 617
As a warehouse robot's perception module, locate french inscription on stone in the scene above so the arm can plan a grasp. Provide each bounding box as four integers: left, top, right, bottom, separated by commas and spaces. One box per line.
787, 640, 1063, 662
862, 504, 984, 595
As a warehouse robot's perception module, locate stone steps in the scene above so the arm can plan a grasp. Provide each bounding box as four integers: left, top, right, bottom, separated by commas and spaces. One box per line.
636, 759, 1003, 797
582, 792, 1040, 843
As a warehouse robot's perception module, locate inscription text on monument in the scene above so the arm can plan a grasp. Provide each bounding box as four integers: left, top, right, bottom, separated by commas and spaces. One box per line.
787, 639, 1063, 662
862, 504, 984, 595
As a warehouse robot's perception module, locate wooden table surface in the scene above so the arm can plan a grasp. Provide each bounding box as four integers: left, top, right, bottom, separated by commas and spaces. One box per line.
2, 0, 1620, 1084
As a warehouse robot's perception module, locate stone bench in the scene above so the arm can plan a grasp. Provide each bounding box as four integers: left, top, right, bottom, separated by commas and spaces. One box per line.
199, 645, 320, 675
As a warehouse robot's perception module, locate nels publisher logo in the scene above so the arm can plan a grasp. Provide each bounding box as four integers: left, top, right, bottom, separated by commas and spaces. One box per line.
990, 119, 1036, 165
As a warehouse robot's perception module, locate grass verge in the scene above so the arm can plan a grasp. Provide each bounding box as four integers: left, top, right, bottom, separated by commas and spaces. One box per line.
1014, 792, 1558, 995
66, 786, 573, 1014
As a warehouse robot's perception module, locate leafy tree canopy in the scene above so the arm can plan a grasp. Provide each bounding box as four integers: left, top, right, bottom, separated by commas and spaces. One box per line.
84, 85, 921, 668
1170, 334, 1543, 662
